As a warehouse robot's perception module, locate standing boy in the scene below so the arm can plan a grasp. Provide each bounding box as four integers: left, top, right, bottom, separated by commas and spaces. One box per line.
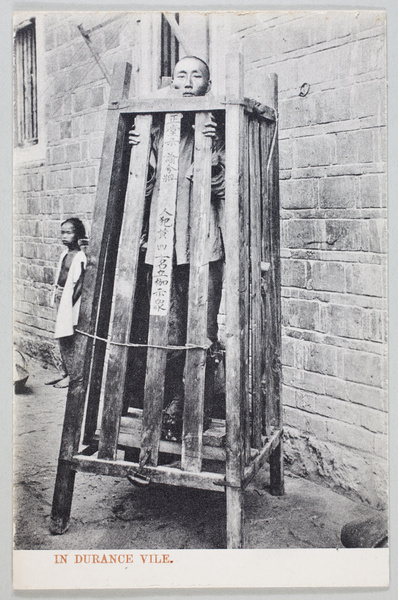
47, 218, 87, 388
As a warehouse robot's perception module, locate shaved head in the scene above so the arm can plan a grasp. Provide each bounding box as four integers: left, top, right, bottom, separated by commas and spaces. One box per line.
171, 56, 211, 97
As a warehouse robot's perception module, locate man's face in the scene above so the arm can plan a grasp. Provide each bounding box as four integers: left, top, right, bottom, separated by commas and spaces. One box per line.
171, 57, 210, 97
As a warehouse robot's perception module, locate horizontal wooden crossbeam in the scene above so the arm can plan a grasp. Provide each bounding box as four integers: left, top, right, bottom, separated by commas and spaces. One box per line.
114, 97, 276, 120
75, 428, 282, 493
117, 97, 225, 114
71, 455, 226, 492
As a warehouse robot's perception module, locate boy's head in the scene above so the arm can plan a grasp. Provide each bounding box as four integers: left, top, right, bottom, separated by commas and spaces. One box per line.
171, 56, 211, 97
61, 217, 86, 247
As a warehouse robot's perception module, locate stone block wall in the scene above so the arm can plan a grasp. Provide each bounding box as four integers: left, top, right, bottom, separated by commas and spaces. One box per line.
228, 10, 387, 508
14, 12, 141, 363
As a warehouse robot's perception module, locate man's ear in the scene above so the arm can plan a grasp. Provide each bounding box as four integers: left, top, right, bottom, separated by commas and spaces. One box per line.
206, 79, 212, 93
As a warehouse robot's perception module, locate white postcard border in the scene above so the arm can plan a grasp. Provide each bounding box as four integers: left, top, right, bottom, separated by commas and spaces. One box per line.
13, 548, 389, 590
3, 0, 398, 598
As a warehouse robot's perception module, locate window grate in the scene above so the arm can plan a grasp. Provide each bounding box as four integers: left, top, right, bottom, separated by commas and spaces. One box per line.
14, 19, 38, 147
161, 13, 179, 80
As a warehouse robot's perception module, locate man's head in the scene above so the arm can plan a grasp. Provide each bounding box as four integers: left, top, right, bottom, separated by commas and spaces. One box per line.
171, 56, 211, 97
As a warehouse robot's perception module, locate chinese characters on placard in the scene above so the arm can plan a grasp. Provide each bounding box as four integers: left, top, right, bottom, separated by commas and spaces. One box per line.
150, 113, 181, 316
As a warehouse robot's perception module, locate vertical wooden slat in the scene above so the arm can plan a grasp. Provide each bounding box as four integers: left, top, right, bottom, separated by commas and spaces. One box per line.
140, 113, 182, 467
79, 62, 133, 338
97, 114, 152, 460
181, 111, 212, 473
82, 237, 112, 443
242, 112, 251, 466
266, 121, 278, 429
224, 53, 245, 549
249, 117, 263, 449
82, 135, 132, 443
259, 74, 284, 496
268, 74, 282, 431
260, 74, 281, 432
82, 69, 135, 445
260, 118, 272, 435
50, 62, 132, 534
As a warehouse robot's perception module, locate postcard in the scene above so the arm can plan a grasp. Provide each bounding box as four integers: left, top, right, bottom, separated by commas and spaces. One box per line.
12, 7, 389, 591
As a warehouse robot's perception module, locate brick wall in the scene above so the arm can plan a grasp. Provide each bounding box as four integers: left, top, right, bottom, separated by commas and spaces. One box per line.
228, 10, 387, 508
14, 12, 142, 362
13, 11, 387, 508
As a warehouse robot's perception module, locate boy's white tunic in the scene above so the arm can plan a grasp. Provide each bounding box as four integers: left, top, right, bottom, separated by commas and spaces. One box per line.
51, 249, 87, 339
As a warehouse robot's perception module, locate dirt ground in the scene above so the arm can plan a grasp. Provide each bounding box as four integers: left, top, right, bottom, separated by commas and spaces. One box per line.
13, 358, 380, 551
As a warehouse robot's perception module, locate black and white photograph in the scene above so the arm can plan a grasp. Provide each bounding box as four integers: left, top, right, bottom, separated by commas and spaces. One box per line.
10, 4, 390, 591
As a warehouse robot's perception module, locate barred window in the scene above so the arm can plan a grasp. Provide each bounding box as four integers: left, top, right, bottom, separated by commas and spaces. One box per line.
161, 13, 179, 80
14, 18, 38, 147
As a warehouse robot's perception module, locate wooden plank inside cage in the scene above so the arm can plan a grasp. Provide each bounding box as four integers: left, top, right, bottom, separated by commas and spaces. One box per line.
140, 113, 182, 467
249, 117, 263, 450
181, 111, 213, 473
97, 114, 152, 460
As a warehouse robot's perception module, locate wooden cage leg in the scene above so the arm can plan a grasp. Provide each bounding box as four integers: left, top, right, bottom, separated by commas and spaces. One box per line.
50, 61, 133, 533
224, 53, 246, 550
49, 460, 76, 534
269, 436, 284, 496
226, 487, 244, 549
49, 370, 90, 534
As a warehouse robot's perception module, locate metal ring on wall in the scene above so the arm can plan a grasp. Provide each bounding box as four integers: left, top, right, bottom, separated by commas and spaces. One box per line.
299, 83, 310, 97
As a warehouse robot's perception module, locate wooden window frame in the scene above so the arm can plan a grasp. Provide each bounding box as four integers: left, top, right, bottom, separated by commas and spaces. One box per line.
160, 13, 179, 87
14, 18, 38, 148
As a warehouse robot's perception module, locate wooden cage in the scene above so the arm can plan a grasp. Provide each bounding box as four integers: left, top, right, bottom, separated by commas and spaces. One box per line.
50, 56, 283, 549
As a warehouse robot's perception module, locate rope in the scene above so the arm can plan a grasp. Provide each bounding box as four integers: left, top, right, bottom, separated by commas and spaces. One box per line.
75, 328, 210, 352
